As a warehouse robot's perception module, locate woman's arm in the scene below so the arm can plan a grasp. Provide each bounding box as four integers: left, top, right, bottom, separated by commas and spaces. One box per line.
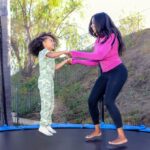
71, 34, 115, 60
71, 59, 98, 67
46, 50, 68, 58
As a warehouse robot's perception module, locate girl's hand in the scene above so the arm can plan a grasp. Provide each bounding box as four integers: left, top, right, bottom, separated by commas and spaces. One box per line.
66, 58, 72, 65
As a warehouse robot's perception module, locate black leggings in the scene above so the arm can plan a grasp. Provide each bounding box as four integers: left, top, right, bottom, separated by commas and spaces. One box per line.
88, 64, 128, 128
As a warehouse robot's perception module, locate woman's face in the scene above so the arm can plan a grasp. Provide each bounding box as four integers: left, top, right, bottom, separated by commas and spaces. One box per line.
43, 36, 55, 50
91, 18, 97, 34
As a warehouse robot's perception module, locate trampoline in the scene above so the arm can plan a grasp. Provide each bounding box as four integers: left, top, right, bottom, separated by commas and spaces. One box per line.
1, 1, 150, 150
0, 123, 150, 150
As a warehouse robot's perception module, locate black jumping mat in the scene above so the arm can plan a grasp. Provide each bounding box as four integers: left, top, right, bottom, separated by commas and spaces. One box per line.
0, 129, 150, 150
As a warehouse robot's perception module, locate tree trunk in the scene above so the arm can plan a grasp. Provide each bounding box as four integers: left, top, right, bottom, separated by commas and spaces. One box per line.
23, 25, 33, 77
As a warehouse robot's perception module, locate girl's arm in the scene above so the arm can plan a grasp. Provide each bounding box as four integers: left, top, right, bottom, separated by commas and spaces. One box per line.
55, 59, 69, 70
70, 33, 115, 60
71, 59, 98, 67
46, 50, 68, 58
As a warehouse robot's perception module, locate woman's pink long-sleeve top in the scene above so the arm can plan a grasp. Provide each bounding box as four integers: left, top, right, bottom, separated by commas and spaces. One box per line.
71, 33, 122, 72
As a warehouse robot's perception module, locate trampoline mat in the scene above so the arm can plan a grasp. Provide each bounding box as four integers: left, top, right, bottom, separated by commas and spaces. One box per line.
0, 128, 150, 150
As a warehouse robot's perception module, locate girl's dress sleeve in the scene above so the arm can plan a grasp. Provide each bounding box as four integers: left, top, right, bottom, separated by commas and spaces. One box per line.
39, 49, 50, 58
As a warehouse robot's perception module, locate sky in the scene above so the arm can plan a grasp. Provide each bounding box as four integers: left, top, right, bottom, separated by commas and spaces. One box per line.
78, 0, 150, 33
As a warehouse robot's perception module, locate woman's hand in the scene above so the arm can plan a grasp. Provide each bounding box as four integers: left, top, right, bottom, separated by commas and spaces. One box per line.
65, 51, 72, 58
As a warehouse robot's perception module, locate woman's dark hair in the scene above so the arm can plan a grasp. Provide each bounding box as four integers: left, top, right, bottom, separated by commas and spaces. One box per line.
89, 12, 125, 55
28, 32, 58, 57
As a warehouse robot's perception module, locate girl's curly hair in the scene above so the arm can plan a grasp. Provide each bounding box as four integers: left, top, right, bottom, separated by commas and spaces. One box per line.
28, 32, 58, 57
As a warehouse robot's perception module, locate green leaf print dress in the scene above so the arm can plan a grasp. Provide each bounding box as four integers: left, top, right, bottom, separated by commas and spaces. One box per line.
38, 49, 55, 126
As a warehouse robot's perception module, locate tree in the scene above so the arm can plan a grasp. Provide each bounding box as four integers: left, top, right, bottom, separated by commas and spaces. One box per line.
10, 0, 83, 77
119, 12, 144, 48
119, 12, 144, 36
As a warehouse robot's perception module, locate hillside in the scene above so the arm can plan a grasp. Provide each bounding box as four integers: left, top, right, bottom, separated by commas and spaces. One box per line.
119, 29, 150, 125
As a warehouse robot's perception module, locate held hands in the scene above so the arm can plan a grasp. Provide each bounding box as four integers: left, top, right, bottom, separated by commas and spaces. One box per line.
65, 58, 72, 65
63, 51, 72, 65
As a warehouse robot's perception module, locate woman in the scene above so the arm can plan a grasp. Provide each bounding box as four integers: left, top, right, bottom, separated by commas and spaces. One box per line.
68, 12, 128, 145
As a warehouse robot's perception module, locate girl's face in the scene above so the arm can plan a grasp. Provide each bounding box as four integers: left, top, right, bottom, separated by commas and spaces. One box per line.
43, 36, 55, 51
91, 18, 97, 34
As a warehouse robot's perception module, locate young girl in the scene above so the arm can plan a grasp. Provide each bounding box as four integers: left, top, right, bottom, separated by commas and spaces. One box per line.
29, 32, 70, 136
68, 12, 128, 145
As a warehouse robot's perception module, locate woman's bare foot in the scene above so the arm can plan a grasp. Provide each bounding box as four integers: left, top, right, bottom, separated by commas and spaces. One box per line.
109, 128, 128, 145
85, 124, 102, 140
108, 137, 128, 145
85, 130, 102, 139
